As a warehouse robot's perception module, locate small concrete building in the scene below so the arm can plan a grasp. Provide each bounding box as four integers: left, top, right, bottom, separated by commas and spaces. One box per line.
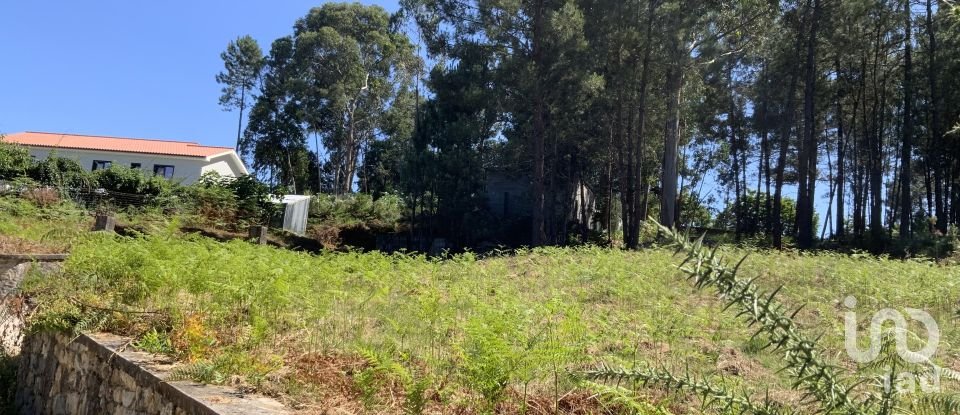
270, 195, 312, 235
484, 173, 596, 225
2, 131, 247, 184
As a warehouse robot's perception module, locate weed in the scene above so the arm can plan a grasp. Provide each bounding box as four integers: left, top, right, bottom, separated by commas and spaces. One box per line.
134, 328, 173, 355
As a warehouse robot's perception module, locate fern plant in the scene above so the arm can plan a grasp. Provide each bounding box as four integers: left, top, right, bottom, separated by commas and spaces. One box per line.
584, 222, 960, 415
356, 344, 432, 414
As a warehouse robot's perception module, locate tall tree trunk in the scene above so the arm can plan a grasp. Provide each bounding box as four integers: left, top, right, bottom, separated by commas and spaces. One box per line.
626, 0, 657, 249
660, 62, 683, 228
236, 87, 246, 151
729, 69, 743, 241
760, 66, 772, 234
926, 0, 945, 232
773, 70, 799, 249
342, 118, 358, 194
796, 0, 821, 249
286, 149, 298, 194
530, 0, 548, 246
835, 57, 847, 239
773, 2, 810, 249
869, 15, 886, 247
822, 140, 835, 239
856, 54, 869, 239
314, 132, 323, 192
900, 0, 914, 239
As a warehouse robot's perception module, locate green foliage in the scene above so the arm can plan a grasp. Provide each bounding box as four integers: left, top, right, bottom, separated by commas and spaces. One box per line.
14, 203, 960, 412
134, 328, 174, 355
310, 193, 404, 228
216, 35, 263, 112
91, 164, 173, 196
586, 223, 960, 415
192, 172, 279, 226
458, 308, 521, 408
0, 141, 33, 180
170, 360, 225, 384
28, 155, 89, 188
584, 382, 674, 415
240, 3, 417, 194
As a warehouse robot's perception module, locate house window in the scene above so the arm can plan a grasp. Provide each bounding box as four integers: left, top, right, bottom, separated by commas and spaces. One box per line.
130, 163, 141, 169
153, 164, 175, 179
91, 160, 111, 171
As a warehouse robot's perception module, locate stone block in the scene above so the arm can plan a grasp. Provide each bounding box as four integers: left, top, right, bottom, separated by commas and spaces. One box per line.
93, 214, 116, 232
249, 225, 269, 245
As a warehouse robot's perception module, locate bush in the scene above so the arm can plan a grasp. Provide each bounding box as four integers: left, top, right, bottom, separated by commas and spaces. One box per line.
21, 187, 60, 208
190, 172, 278, 226
182, 181, 238, 227
0, 141, 33, 180
28, 156, 89, 188
310, 193, 404, 228
85, 164, 176, 199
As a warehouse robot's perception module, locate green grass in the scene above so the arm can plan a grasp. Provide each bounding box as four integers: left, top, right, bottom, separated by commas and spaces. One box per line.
5, 197, 960, 414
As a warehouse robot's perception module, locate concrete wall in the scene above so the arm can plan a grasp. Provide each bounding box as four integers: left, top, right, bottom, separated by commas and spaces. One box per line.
25, 148, 244, 185
16, 332, 290, 415
485, 174, 533, 218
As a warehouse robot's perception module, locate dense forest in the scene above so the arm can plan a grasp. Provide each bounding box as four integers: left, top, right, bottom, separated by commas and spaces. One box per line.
216, 0, 960, 252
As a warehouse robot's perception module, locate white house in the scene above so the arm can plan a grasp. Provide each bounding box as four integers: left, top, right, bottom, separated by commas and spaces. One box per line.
2, 131, 247, 184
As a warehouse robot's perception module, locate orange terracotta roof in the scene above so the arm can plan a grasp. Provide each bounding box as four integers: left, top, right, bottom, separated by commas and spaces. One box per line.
1, 131, 233, 158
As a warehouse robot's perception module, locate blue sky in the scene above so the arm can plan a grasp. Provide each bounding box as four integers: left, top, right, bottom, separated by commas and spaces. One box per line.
0, 0, 398, 147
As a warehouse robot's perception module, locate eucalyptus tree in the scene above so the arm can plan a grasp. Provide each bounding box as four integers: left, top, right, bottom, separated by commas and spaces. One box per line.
216, 35, 264, 151
289, 3, 418, 194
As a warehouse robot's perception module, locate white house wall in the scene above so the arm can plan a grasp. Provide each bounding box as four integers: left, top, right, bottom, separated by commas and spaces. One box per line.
200, 154, 243, 178
24, 147, 238, 185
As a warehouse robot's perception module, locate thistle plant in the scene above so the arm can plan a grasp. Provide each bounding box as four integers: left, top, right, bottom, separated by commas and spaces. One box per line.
584, 222, 960, 415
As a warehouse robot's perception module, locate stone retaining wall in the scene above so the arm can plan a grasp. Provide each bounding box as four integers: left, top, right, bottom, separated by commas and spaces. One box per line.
0, 254, 68, 354
16, 332, 290, 415
0, 254, 68, 298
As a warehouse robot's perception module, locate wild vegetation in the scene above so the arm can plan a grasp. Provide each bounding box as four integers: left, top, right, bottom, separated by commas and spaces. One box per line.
3, 1, 960, 413
0, 141, 403, 248
4, 196, 959, 414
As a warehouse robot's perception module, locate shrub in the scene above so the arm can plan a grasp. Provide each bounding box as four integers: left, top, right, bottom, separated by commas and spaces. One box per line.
92, 165, 152, 194
228, 175, 279, 224
28, 156, 90, 189
21, 187, 60, 208
191, 172, 278, 226
85, 164, 177, 201
182, 183, 238, 226
310, 193, 404, 228
0, 141, 33, 180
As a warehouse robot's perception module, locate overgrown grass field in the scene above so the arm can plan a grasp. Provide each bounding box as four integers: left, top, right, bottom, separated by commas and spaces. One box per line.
3, 199, 959, 414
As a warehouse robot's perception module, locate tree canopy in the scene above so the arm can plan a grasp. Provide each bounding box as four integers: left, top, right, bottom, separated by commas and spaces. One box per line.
221, 0, 960, 251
